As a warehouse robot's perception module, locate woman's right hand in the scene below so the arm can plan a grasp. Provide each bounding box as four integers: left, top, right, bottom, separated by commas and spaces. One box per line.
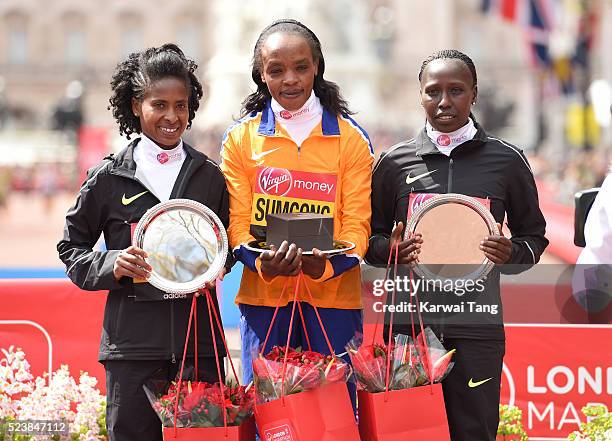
259, 241, 302, 277
390, 221, 423, 265
113, 245, 152, 281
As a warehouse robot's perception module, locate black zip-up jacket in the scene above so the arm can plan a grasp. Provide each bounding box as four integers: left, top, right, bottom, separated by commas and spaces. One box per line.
366, 124, 548, 340
57, 138, 231, 361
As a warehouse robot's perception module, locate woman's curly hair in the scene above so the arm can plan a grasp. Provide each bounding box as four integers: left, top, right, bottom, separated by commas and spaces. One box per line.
241, 19, 352, 118
108, 43, 203, 138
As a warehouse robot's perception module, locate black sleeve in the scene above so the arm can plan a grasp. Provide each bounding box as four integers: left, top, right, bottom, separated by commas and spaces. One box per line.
365, 152, 396, 265
56, 163, 122, 291
502, 149, 549, 273
219, 175, 235, 274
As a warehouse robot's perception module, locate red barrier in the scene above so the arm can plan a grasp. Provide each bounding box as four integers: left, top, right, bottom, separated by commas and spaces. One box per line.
2, 279, 609, 440
363, 278, 611, 440
502, 324, 611, 439
0, 279, 107, 392
537, 181, 582, 264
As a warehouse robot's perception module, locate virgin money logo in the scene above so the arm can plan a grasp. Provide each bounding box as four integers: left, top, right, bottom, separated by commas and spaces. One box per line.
259, 167, 292, 196
437, 134, 451, 147
157, 152, 169, 164
264, 424, 293, 441
279, 110, 293, 119
410, 193, 431, 215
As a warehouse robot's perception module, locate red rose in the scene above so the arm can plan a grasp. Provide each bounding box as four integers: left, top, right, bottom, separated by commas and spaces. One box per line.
325, 362, 348, 383
253, 358, 283, 381
297, 364, 323, 389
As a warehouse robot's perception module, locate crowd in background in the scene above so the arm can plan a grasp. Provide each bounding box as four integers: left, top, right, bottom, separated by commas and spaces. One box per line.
0, 123, 609, 214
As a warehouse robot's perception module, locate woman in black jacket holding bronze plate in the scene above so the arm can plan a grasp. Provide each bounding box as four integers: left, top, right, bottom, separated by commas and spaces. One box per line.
366, 50, 548, 441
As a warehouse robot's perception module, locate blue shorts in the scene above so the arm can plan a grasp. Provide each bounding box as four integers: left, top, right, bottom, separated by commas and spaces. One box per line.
239, 302, 362, 411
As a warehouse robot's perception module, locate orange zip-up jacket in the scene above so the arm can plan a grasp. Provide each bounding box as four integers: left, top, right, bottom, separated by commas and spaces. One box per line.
220, 103, 373, 309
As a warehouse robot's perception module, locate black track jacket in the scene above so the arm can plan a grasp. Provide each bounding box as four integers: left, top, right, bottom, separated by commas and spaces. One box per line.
57, 138, 231, 361
366, 124, 548, 340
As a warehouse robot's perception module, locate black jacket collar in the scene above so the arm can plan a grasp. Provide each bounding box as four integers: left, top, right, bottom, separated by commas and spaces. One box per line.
415, 121, 488, 156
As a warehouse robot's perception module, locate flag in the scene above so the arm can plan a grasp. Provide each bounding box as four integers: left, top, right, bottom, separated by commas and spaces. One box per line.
481, 0, 521, 22
481, 0, 494, 13
501, 0, 519, 20
527, 0, 553, 67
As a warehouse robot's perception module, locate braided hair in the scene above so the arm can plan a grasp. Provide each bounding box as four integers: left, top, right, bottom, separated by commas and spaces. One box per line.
108, 43, 203, 139
240, 19, 352, 118
418, 49, 477, 87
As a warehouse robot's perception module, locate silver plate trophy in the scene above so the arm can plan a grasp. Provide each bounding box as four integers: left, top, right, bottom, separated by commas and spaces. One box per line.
404, 194, 499, 282
133, 199, 228, 294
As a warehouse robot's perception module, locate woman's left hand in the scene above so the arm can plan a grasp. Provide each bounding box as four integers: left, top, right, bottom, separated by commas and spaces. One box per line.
301, 248, 327, 279
196, 268, 226, 296
480, 223, 512, 264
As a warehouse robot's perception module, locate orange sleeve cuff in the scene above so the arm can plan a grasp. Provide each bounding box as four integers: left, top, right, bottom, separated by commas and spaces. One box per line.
255, 257, 278, 285
306, 260, 334, 282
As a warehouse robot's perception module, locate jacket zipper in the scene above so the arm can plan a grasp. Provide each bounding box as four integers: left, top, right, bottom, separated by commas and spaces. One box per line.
443, 157, 454, 342
447, 158, 454, 193
170, 303, 176, 363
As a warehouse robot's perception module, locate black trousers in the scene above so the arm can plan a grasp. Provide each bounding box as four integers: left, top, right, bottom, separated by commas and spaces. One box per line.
104, 358, 223, 441
441, 338, 505, 441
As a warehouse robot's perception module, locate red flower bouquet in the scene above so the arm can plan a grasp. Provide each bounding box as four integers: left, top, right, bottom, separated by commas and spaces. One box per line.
253, 346, 350, 403
144, 381, 255, 428
346, 328, 455, 393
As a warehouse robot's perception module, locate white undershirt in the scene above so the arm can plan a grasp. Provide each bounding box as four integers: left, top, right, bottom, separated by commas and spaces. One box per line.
577, 174, 612, 264
571, 173, 612, 310
133, 134, 185, 202
425, 118, 478, 156
271, 91, 323, 147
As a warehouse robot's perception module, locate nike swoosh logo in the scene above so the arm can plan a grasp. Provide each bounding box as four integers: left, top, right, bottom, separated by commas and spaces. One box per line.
468, 377, 493, 388
406, 170, 437, 185
251, 148, 280, 162
122, 191, 148, 205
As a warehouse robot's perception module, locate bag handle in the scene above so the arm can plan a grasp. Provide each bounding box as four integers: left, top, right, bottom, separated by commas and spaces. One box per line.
407, 269, 435, 390
371, 241, 396, 345
383, 243, 399, 400
260, 278, 289, 356
172, 291, 239, 437
260, 273, 334, 357
382, 236, 435, 401
259, 272, 336, 406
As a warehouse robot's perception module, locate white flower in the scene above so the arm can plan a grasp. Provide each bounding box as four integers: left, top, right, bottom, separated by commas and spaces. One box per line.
1, 347, 106, 440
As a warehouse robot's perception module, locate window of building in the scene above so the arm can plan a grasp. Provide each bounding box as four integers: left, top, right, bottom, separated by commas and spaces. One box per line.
119, 12, 143, 57
4, 11, 29, 65
66, 29, 85, 65
175, 12, 203, 61
62, 12, 86, 66
177, 24, 199, 60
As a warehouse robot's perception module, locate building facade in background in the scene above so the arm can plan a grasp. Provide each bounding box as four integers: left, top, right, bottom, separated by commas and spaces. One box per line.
1, 0, 611, 169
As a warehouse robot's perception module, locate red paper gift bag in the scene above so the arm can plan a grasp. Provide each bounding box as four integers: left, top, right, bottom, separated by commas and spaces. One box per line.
163, 417, 257, 440
159, 292, 256, 441
255, 381, 360, 441
358, 384, 450, 441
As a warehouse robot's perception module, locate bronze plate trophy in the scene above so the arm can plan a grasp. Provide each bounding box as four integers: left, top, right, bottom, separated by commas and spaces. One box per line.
405, 193, 499, 282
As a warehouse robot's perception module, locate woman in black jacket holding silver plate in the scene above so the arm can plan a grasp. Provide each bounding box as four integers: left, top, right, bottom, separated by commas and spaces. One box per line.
57, 44, 230, 441
366, 50, 548, 441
